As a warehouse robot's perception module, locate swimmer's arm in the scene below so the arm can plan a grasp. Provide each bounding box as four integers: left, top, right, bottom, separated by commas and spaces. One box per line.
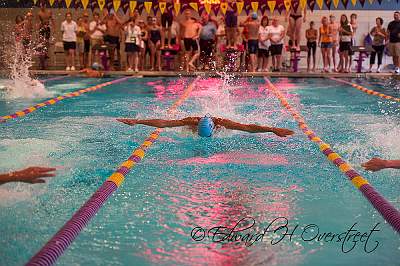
215, 118, 294, 137
0, 167, 56, 185
117, 117, 200, 128
361, 158, 400, 172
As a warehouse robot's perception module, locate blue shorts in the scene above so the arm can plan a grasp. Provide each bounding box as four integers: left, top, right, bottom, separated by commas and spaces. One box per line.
248, 40, 258, 54
321, 42, 333, 49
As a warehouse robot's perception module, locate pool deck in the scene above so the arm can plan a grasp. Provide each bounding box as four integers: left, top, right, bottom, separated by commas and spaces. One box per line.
27, 70, 396, 78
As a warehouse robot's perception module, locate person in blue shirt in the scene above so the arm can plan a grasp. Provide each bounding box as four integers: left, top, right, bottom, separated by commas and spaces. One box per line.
199, 14, 217, 70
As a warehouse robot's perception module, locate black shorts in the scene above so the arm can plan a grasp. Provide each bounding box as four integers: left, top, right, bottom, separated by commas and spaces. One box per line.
161, 12, 173, 28
269, 44, 283, 56
63, 41, 76, 51
84, 39, 90, 53
307, 41, 317, 56
339, 41, 351, 52
104, 35, 120, 50
258, 48, 269, 57
200, 39, 215, 57
184, 38, 199, 52
247, 40, 258, 54
125, 43, 140, 53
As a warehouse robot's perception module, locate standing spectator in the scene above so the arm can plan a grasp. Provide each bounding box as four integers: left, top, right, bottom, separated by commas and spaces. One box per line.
160, 0, 174, 48
148, 16, 162, 71
329, 15, 339, 72
104, 10, 123, 70
258, 16, 270, 72
76, 17, 86, 69
216, 16, 226, 69
181, 9, 202, 71
124, 17, 141, 72
37, 0, 55, 69
338, 14, 353, 73
387, 11, 400, 74
242, 13, 259, 72
61, 12, 77, 71
268, 17, 285, 72
319, 16, 333, 72
22, 11, 33, 51
137, 19, 148, 71
286, 5, 307, 50
225, 1, 238, 49
369, 17, 386, 73
81, 11, 91, 69
199, 13, 217, 70
89, 12, 106, 64
349, 13, 358, 71
305, 21, 318, 72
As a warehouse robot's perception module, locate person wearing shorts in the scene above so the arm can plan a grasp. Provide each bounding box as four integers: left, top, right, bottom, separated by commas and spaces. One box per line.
338, 14, 353, 73
225, 4, 238, 48
199, 14, 217, 70
258, 16, 270, 72
61, 12, 77, 71
268, 18, 285, 72
319, 16, 333, 72
369, 17, 387, 73
124, 17, 141, 72
305, 21, 318, 72
387, 11, 400, 73
160, 0, 173, 48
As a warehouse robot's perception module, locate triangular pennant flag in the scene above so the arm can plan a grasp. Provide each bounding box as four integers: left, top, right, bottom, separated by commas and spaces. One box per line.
284, 0, 291, 12
268, 0, 276, 13
81, 0, 88, 9
138, 2, 144, 14
333, 0, 339, 8
341, 0, 349, 8
244, 3, 251, 15
174, 2, 181, 14
160, 2, 166, 13
251, 1, 259, 12
236, 1, 244, 15
359, 0, 366, 6
377, 0, 382, 3
144, 1, 152, 14
98, 0, 105, 11
153, 2, 159, 14
49, 0, 55, 6
300, 0, 307, 9
204, 3, 212, 14
74, 0, 81, 9
308, 0, 316, 11
113, 0, 121, 11
189, 2, 198, 12
325, 0, 332, 9
213, 4, 220, 15
260, 3, 268, 14
220, 2, 228, 14
33, 0, 38, 4
368, 0, 374, 4
65, 0, 72, 8
90, 0, 97, 11
129, 1, 137, 12
292, 0, 300, 12
351, 0, 357, 5
316, 0, 323, 9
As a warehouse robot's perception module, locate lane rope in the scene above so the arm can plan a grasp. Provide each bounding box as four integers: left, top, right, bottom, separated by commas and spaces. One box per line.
330, 77, 400, 102
26, 77, 200, 266
264, 77, 400, 234
1, 76, 131, 123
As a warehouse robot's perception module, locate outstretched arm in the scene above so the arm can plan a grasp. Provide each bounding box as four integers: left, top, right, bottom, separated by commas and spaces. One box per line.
117, 117, 200, 128
214, 118, 294, 137
0, 167, 56, 185
361, 158, 400, 172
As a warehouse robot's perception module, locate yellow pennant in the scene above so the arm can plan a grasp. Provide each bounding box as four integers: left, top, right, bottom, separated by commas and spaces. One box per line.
189, 2, 198, 11
333, 0, 339, 8
159, 2, 166, 14
300, 0, 307, 10
220, 2, 228, 14
205, 3, 212, 14
49, 0, 55, 6
174, 2, 181, 14
129, 1, 137, 12
267, 0, 276, 13
351, 0, 357, 5
81, 0, 89, 9
98, 0, 105, 11
284, 0, 291, 12
144, 1, 152, 14
316, 0, 323, 9
368, 0, 374, 4
33, 0, 38, 4
251, 2, 259, 12
113, 0, 121, 11
65, 0, 72, 8
236, 1, 244, 15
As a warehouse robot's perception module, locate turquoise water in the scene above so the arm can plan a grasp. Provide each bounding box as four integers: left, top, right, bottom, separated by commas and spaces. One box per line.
0, 76, 399, 266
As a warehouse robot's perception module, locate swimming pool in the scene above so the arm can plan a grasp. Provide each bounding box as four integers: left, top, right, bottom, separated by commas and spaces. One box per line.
0, 75, 399, 266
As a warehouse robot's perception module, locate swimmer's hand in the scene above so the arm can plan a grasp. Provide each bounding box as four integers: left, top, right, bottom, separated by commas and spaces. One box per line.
117, 118, 138, 125
361, 158, 388, 172
273, 128, 295, 137
4, 167, 56, 184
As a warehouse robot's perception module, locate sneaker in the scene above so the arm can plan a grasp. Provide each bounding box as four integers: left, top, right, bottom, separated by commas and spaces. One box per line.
134, 68, 139, 73
71, 66, 75, 71
395, 67, 400, 74
127, 68, 133, 72
376, 66, 381, 73
66, 66, 71, 71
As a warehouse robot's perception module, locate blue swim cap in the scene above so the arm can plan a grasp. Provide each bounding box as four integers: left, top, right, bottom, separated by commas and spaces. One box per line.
251, 12, 258, 20
198, 115, 214, 137
91, 62, 102, 70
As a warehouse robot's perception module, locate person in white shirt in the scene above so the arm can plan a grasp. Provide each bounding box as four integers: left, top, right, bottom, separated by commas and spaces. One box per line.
61, 12, 77, 71
89, 12, 106, 64
258, 16, 270, 72
124, 17, 141, 72
267, 18, 285, 72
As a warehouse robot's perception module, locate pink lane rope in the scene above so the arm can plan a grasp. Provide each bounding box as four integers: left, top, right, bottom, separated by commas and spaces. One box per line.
264, 77, 400, 234
330, 77, 400, 102
26, 77, 200, 266
1, 76, 131, 123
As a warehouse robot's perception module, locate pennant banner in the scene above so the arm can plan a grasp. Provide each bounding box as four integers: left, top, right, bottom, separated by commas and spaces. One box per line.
316, 0, 323, 9
341, 0, 349, 9
113, 0, 121, 11
129, 0, 137, 12
325, 0, 332, 9
220, 2, 228, 14
300, 0, 307, 9
189, 2, 198, 11
81, 0, 89, 9
268, 0, 276, 13
284, 0, 291, 12
308, 0, 316, 11
359, 0, 366, 6
33, 0, 38, 4
65, 0, 72, 8
159, 2, 166, 13
260, 3, 268, 14
251, 1, 259, 12
49, 0, 55, 6
351, 0, 357, 5
292, 0, 300, 12
213, 3, 220, 15
174, 2, 181, 14
368, 0, 374, 4
144, 1, 152, 14
204, 3, 212, 14
236, 1, 244, 15
98, 0, 105, 11
333, 0, 340, 8
152, 2, 159, 14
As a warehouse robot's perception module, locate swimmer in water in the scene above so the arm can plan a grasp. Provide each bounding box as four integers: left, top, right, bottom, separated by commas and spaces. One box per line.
0, 167, 56, 185
117, 115, 294, 137
78, 62, 104, 78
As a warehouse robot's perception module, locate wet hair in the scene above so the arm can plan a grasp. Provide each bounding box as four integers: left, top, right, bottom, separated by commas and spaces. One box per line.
376, 17, 383, 25
261, 16, 269, 26
15, 15, 24, 24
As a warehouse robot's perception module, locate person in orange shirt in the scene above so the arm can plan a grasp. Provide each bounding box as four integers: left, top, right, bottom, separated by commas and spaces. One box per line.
329, 15, 339, 72
318, 16, 333, 72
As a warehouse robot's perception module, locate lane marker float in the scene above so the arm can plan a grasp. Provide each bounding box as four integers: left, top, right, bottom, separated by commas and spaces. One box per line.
264, 77, 400, 234
26, 77, 200, 266
330, 77, 400, 102
1, 76, 131, 123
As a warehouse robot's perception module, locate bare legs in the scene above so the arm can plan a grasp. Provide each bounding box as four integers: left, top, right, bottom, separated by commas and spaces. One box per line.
321, 47, 331, 72
149, 40, 161, 71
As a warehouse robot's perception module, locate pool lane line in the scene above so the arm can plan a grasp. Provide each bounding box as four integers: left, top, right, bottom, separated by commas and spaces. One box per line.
264, 77, 400, 234
330, 77, 400, 102
26, 77, 200, 266
0, 76, 131, 123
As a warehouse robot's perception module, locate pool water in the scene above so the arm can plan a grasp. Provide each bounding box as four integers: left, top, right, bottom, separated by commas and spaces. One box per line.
0, 76, 399, 266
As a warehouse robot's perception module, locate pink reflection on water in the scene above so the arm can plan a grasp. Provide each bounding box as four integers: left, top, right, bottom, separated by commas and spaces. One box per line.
174, 151, 288, 166
148, 79, 188, 100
